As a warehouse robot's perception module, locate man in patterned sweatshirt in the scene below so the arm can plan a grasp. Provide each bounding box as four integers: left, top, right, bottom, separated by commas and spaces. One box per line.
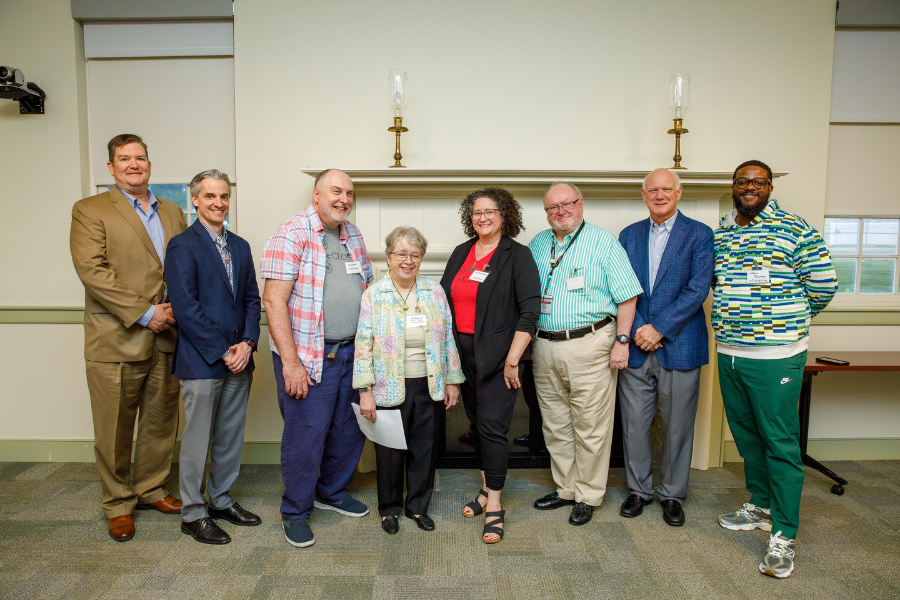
712, 160, 837, 579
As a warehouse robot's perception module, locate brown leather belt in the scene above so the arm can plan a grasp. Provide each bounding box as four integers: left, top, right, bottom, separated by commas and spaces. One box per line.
536, 317, 612, 341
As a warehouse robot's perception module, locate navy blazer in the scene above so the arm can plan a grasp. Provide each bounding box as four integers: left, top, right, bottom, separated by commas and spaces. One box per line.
164, 219, 261, 379
618, 211, 714, 371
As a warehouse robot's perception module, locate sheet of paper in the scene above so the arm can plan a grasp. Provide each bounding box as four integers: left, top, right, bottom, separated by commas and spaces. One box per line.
352, 403, 407, 450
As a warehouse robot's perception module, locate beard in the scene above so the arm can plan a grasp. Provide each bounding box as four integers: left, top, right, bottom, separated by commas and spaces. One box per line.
732, 189, 769, 220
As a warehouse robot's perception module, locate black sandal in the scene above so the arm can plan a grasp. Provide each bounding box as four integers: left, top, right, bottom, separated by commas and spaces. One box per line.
463, 489, 488, 518
482, 510, 505, 544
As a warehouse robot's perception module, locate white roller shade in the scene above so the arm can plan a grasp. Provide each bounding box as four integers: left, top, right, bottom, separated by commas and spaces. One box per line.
831, 30, 900, 123
88, 57, 236, 184
83, 21, 233, 58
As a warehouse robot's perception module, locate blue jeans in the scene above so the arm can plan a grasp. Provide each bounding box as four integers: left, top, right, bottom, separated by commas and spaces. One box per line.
273, 342, 365, 520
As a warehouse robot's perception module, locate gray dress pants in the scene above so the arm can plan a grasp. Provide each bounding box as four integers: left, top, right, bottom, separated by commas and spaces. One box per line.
179, 370, 252, 523
617, 351, 700, 502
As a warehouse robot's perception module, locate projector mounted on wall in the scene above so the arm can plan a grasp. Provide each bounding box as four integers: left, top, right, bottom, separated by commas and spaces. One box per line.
0, 66, 46, 114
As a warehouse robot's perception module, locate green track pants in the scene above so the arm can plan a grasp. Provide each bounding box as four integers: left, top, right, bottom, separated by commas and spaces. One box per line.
718, 351, 806, 539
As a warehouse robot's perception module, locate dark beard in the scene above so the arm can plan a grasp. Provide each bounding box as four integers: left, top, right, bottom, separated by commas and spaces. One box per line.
732, 192, 768, 220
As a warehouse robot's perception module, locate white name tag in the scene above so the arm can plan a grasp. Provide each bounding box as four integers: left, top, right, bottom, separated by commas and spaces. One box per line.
566, 276, 585, 291
469, 270, 489, 282
406, 314, 427, 328
344, 261, 362, 274
541, 295, 553, 314
748, 269, 770, 284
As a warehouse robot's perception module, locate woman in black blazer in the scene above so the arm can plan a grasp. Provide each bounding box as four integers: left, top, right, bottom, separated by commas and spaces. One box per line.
439, 187, 540, 543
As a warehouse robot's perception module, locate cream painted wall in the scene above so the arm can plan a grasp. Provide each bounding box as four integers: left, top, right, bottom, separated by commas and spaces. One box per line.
825, 124, 900, 216
0, 0, 89, 307
233, 0, 837, 256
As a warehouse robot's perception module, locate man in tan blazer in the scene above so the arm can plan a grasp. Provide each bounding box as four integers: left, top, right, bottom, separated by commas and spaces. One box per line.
70, 134, 187, 542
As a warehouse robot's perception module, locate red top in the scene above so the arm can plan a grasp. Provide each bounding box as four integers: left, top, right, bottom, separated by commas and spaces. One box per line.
450, 244, 496, 334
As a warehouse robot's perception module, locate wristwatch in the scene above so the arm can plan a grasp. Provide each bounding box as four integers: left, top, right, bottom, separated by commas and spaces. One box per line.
242, 338, 256, 348
616, 334, 631, 344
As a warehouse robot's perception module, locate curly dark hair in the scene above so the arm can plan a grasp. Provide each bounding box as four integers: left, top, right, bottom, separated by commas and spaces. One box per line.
459, 187, 525, 239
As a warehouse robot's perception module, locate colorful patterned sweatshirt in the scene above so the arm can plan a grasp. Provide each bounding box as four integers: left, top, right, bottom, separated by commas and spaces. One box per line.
712, 199, 838, 359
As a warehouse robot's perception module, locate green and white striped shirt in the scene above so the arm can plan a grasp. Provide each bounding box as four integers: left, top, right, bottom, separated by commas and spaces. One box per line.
528, 221, 643, 331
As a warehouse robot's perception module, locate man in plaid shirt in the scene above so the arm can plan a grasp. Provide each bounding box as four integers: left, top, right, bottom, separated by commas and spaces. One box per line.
261, 169, 374, 548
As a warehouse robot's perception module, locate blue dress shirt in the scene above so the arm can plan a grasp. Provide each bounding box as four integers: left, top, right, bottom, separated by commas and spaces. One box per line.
118, 187, 166, 327
648, 211, 678, 296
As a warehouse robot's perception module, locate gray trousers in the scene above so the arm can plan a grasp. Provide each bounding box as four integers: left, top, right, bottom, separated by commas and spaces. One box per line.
617, 352, 700, 502
179, 370, 252, 523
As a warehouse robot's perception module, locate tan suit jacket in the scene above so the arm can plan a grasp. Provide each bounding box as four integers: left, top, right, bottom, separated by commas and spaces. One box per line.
70, 187, 188, 362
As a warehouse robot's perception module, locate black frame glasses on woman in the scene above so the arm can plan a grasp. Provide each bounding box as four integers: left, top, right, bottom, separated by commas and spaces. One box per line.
733, 177, 772, 189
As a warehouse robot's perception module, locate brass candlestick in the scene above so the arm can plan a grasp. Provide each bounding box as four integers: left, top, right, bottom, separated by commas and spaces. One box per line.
388, 117, 409, 168
667, 118, 689, 170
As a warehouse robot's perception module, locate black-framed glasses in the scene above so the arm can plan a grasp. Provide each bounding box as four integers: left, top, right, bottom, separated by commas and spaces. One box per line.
733, 177, 772, 189
389, 251, 422, 262
544, 198, 582, 215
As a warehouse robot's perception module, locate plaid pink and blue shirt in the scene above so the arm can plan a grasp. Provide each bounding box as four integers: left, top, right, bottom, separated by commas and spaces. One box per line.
260, 205, 373, 383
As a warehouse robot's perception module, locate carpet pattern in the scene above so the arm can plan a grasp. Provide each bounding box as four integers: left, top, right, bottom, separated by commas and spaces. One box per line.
0, 461, 898, 599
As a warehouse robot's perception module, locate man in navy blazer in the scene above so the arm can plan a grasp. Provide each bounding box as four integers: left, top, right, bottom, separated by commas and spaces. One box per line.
616, 168, 714, 527
164, 169, 262, 544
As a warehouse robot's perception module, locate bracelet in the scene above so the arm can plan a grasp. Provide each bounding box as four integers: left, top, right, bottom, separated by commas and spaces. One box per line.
506, 362, 518, 368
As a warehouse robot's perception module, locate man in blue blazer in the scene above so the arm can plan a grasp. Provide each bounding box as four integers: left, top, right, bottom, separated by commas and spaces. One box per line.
617, 168, 714, 527
164, 169, 262, 544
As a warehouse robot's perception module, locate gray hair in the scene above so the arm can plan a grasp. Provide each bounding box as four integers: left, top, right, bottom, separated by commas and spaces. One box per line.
190, 169, 232, 196
384, 226, 428, 257
642, 168, 681, 191
545, 181, 583, 200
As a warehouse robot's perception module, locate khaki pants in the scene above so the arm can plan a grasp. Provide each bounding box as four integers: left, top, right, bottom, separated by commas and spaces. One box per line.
85, 345, 180, 519
532, 323, 617, 506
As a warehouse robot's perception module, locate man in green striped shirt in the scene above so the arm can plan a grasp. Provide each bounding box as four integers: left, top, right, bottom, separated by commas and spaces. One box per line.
713, 160, 837, 579
528, 182, 643, 526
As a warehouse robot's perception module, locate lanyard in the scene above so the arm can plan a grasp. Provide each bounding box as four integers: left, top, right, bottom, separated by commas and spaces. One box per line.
543, 220, 585, 294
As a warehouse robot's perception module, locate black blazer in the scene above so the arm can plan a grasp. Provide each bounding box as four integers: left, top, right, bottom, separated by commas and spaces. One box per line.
440, 236, 540, 376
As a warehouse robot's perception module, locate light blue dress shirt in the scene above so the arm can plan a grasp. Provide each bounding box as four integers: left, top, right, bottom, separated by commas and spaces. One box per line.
647, 211, 678, 296
118, 187, 166, 327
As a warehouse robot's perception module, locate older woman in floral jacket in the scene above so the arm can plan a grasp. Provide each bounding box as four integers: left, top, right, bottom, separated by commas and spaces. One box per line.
353, 226, 464, 535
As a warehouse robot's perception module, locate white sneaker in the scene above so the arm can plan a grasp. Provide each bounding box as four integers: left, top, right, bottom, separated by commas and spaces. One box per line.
717, 503, 772, 531
759, 531, 795, 579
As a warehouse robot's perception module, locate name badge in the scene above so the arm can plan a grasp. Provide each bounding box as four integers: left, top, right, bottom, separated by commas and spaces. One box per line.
541, 295, 553, 314
345, 261, 362, 274
748, 269, 770, 284
406, 314, 427, 328
469, 270, 489, 282
566, 276, 585, 291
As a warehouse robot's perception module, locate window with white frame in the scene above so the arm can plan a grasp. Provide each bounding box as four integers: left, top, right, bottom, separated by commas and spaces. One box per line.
824, 217, 899, 294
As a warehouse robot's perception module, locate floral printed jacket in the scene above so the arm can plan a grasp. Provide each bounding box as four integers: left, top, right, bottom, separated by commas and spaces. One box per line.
353, 274, 465, 407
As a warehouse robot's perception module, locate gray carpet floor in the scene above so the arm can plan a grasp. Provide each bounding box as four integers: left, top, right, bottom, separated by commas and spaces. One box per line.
1, 461, 898, 599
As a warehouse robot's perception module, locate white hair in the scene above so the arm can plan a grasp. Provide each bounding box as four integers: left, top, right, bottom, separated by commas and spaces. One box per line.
642, 168, 681, 191
544, 181, 583, 200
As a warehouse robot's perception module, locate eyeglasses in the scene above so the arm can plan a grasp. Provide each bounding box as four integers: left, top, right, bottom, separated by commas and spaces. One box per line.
544, 198, 582, 215
646, 187, 675, 194
472, 209, 498, 219
389, 251, 422, 262
733, 177, 771, 189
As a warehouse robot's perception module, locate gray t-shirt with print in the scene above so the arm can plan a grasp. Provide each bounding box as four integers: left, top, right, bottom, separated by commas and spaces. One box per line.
322, 226, 364, 340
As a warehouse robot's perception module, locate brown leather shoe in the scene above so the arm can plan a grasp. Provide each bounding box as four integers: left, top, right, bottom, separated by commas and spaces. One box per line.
135, 495, 182, 514
108, 515, 135, 542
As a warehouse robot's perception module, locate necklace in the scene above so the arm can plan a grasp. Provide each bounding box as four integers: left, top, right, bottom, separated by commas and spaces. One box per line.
392, 279, 416, 311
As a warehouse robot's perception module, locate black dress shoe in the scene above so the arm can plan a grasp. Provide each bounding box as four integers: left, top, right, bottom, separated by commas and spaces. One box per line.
534, 491, 577, 511
620, 493, 653, 518
569, 502, 593, 526
208, 502, 262, 526
181, 517, 231, 544
405, 510, 435, 531
513, 433, 530, 447
381, 516, 399, 534
660, 499, 685, 527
